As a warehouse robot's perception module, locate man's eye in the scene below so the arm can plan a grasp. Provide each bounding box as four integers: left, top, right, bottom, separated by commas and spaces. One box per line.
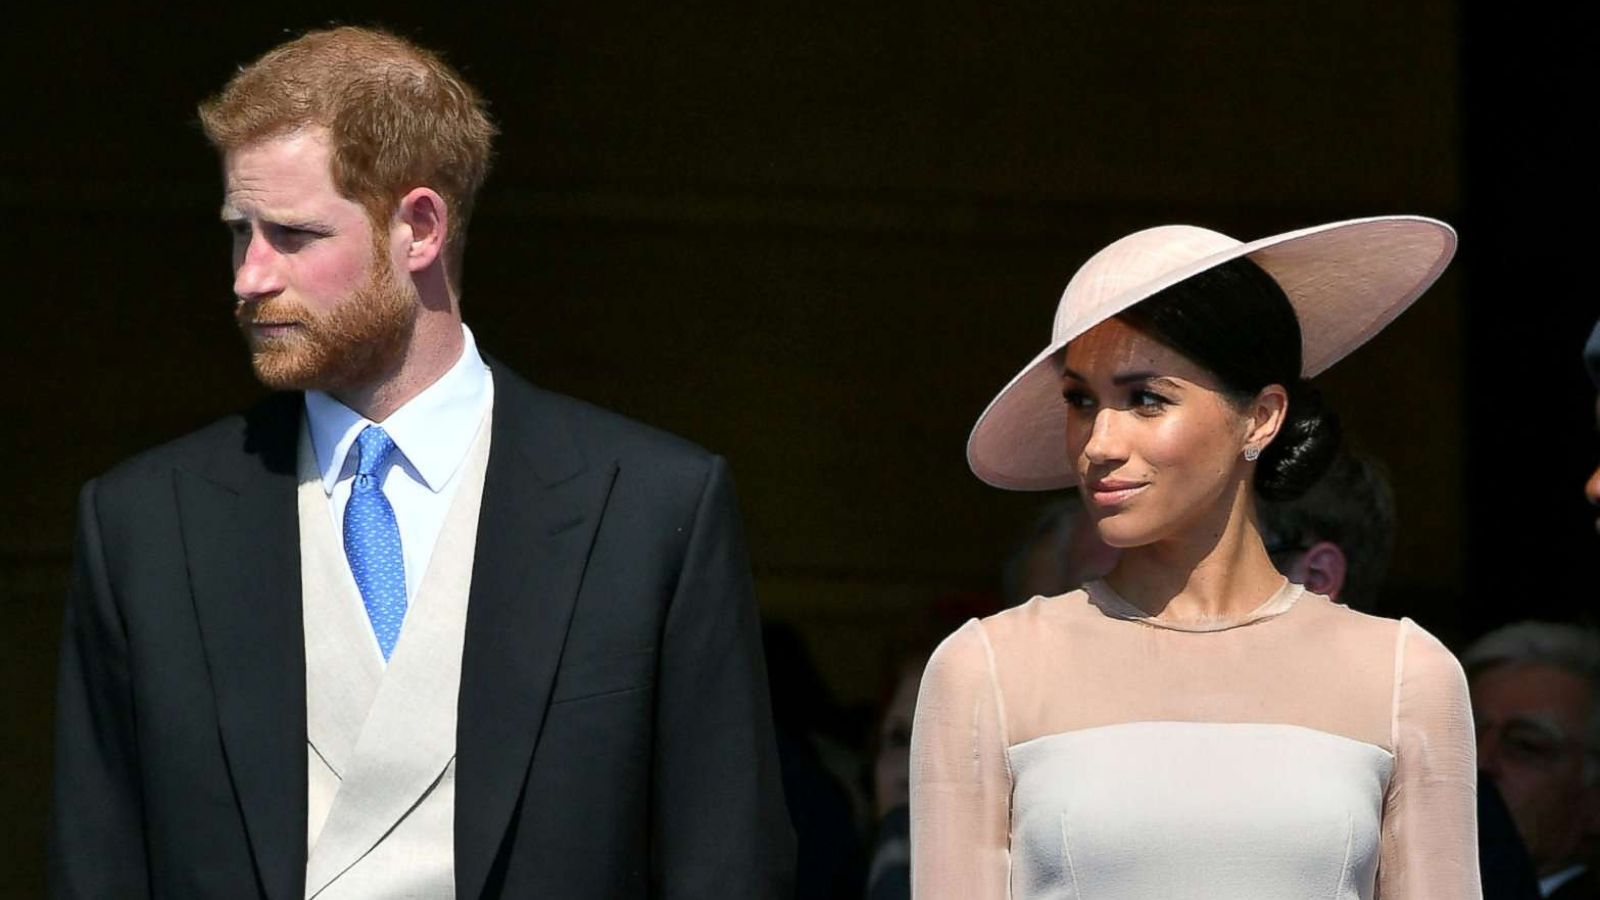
1508, 735, 1557, 754
1503, 727, 1562, 757
264, 224, 324, 248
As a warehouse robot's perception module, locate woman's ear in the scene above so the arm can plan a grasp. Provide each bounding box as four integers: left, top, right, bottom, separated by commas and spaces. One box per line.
1246, 383, 1290, 452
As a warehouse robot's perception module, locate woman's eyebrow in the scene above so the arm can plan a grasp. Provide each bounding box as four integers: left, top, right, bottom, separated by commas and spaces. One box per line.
1060, 368, 1182, 390
1061, 366, 1158, 382
1111, 371, 1159, 386
1062, 365, 1164, 381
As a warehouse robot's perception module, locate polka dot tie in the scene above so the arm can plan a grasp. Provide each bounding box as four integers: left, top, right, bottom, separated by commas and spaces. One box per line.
343, 425, 407, 661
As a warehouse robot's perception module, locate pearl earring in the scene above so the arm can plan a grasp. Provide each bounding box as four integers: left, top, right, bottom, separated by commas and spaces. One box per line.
1243, 446, 1261, 462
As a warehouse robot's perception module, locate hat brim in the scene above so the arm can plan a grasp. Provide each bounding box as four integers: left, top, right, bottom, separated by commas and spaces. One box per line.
967, 215, 1457, 491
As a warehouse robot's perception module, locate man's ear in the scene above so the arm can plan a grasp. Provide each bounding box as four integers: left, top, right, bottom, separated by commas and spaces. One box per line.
395, 187, 447, 274
1298, 539, 1348, 601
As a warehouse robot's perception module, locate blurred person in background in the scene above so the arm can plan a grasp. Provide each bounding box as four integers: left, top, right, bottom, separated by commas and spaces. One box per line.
1466, 623, 1600, 899
1000, 490, 1121, 606
867, 594, 1000, 900
764, 622, 868, 900
1257, 448, 1395, 611
1585, 320, 1599, 526
866, 650, 927, 900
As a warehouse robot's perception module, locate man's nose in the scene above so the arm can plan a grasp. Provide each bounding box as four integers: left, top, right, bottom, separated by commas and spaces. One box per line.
1585, 463, 1600, 508
233, 232, 285, 301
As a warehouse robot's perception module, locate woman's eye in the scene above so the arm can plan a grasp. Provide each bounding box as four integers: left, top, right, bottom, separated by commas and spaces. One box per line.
1132, 390, 1170, 412
1062, 390, 1093, 409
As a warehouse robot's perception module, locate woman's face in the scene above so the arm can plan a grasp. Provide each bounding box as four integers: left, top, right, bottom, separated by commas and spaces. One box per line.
1061, 317, 1272, 548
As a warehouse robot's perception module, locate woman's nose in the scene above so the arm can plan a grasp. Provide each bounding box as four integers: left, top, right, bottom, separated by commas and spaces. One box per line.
1082, 408, 1125, 466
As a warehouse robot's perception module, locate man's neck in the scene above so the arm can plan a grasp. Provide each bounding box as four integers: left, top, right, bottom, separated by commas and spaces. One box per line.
334, 318, 466, 422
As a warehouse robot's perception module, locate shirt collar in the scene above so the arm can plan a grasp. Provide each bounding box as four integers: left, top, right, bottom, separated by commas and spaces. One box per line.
305, 324, 491, 496
1541, 864, 1587, 897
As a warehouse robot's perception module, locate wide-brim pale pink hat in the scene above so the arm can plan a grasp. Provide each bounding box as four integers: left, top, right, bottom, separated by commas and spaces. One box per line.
968, 215, 1457, 491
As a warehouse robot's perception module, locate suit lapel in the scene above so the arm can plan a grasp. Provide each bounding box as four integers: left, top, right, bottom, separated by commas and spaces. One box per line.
178, 393, 308, 900
454, 369, 618, 900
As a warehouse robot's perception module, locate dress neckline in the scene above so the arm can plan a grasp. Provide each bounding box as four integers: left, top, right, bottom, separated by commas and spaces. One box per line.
1083, 577, 1304, 632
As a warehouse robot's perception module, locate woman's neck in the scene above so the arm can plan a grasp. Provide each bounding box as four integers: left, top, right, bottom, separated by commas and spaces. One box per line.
1103, 482, 1286, 626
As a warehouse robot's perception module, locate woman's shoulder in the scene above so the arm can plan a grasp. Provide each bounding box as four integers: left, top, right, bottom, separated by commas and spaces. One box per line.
924, 590, 1096, 678
1291, 590, 1408, 643
981, 588, 1100, 644
1295, 597, 1467, 700
1296, 596, 1454, 652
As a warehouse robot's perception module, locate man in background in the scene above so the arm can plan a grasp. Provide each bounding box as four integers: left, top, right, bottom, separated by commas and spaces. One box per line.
1000, 489, 1120, 606
1466, 623, 1600, 898
50, 26, 791, 898
1257, 448, 1395, 611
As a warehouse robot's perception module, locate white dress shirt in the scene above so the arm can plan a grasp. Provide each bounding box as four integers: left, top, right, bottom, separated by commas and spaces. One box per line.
305, 324, 493, 608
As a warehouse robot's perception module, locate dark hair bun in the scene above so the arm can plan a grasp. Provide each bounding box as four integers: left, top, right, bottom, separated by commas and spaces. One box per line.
1255, 379, 1342, 502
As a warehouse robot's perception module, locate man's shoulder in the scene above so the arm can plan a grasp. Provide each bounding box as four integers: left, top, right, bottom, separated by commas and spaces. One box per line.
491, 365, 720, 477
92, 392, 301, 495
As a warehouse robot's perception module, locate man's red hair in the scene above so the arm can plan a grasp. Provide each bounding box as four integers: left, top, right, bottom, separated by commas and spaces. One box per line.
199, 26, 496, 290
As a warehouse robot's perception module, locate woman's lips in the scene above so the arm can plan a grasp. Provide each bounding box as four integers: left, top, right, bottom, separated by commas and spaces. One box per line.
1089, 480, 1147, 506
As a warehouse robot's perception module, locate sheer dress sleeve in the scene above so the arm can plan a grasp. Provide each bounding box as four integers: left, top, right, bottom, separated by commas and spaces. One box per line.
910, 620, 1012, 900
1377, 618, 1481, 899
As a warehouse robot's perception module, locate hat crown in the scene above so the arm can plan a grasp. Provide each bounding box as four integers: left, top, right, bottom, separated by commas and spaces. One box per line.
1052, 225, 1241, 342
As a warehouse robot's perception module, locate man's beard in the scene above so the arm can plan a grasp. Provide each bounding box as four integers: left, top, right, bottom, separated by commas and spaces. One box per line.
235, 256, 418, 394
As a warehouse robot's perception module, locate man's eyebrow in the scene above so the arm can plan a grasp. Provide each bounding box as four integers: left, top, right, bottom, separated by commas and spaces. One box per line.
217, 207, 329, 232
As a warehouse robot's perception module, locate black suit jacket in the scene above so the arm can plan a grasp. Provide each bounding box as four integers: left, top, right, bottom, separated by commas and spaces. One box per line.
1479, 773, 1541, 900
49, 363, 796, 898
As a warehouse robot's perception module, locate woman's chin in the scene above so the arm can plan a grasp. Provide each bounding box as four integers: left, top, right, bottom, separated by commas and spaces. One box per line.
1092, 515, 1160, 550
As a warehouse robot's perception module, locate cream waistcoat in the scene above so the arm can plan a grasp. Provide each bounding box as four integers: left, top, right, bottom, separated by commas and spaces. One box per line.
295, 409, 492, 899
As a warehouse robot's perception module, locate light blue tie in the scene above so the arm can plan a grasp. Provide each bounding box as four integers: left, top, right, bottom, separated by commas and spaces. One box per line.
344, 425, 407, 660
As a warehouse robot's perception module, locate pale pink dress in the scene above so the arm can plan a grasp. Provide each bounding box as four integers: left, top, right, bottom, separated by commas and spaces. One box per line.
910, 579, 1479, 899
